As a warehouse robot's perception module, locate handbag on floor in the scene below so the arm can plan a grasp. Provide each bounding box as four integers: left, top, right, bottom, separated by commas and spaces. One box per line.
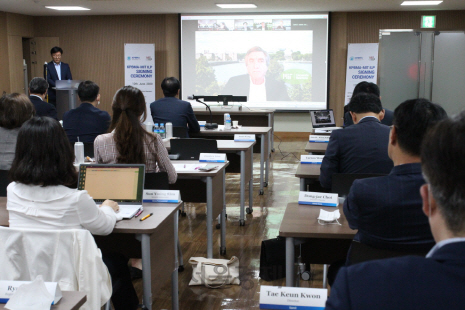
188, 256, 240, 288
259, 236, 286, 281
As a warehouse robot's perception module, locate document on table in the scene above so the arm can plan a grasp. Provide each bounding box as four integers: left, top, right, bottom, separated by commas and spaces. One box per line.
173, 164, 207, 171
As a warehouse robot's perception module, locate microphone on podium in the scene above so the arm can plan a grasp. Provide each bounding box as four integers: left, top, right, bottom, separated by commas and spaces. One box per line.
188, 95, 218, 129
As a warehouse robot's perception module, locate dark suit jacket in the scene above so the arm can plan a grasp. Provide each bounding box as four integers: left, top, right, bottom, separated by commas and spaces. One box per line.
325, 241, 465, 310
150, 97, 200, 135
319, 117, 393, 189
222, 74, 290, 101
29, 95, 58, 120
344, 163, 434, 252
63, 102, 110, 143
46, 61, 72, 103
344, 108, 394, 127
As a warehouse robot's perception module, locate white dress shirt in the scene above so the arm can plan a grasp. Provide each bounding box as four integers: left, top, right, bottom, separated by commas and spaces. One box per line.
248, 77, 267, 102
54, 62, 62, 80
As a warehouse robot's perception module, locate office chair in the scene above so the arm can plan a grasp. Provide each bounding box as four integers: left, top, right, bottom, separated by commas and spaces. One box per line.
173, 126, 188, 138
0, 227, 112, 310
144, 172, 185, 272
170, 138, 218, 160
331, 173, 386, 197
0, 170, 10, 197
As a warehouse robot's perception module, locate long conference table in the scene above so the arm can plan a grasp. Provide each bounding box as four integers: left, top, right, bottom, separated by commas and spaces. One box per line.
165, 139, 254, 225
190, 126, 272, 195
295, 163, 321, 191
0, 198, 181, 310
193, 107, 275, 151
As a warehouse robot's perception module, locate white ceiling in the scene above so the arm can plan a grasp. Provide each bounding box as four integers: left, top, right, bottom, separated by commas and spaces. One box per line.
1, 0, 465, 16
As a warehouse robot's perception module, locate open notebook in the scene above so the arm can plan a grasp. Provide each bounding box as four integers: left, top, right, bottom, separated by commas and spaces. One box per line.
78, 164, 146, 219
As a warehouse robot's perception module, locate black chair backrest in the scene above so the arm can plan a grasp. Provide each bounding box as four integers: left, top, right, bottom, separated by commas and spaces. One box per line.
83, 142, 94, 158
0, 170, 10, 197
347, 240, 429, 266
331, 173, 386, 197
170, 138, 218, 160
144, 172, 170, 190
173, 126, 188, 138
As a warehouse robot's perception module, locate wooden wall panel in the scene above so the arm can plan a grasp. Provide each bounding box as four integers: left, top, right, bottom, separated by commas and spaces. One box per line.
8, 36, 25, 93
33, 14, 180, 115
328, 12, 348, 126
0, 12, 10, 94
6, 12, 33, 37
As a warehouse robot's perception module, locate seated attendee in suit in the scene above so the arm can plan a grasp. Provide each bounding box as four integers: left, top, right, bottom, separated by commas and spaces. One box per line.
326, 111, 465, 310
46, 46, 72, 106
150, 77, 200, 137
319, 93, 393, 190
7, 116, 139, 310
0, 93, 35, 170
223, 46, 290, 101
344, 99, 447, 257
28, 77, 57, 120
343, 81, 394, 127
95, 86, 177, 182
63, 80, 110, 143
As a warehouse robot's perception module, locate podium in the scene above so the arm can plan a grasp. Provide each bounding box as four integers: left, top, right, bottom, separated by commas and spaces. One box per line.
55, 80, 82, 120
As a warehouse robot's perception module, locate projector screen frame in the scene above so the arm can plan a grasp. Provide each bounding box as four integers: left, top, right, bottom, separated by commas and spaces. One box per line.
179, 12, 330, 112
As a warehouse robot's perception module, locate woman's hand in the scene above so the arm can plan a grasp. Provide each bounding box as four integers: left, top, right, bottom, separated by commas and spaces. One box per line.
101, 199, 119, 212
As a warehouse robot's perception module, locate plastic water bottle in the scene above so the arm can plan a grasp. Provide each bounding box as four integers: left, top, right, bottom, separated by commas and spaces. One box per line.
153, 123, 159, 135
159, 123, 166, 139
166, 122, 173, 139
224, 113, 232, 130
74, 141, 84, 164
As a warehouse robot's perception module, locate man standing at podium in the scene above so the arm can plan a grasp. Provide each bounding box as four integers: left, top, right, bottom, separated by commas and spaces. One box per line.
46, 46, 72, 106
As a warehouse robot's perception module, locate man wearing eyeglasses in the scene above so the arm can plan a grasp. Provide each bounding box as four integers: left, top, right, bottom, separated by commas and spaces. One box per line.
46, 46, 73, 107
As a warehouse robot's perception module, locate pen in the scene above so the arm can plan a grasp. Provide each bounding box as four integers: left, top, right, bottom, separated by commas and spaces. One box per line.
140, 213, 153, 221
134, 209, 143, 218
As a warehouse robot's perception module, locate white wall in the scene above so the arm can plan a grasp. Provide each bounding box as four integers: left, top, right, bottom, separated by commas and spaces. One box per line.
274, 112, 313, 132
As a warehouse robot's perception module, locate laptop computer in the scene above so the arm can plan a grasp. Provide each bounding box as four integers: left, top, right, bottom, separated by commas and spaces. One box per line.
78, 164, 145, 219
310, 109, 341, 131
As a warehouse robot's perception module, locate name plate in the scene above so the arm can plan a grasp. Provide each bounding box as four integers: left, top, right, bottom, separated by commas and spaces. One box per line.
309, 135, 330, 143
143, 190, 181, 203
234, 134, 255, 142
301, 155, 323, 164
198, 121, 206, 127
298, 191, 338, 207
199, 153, 227, 162
259, 285, 327, 310
0, 280, 62, 304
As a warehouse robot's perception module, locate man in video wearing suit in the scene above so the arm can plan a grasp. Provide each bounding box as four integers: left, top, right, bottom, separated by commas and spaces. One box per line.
150, 77, 200, 137
28, 77, 57, 120
319, 92, 393, 190
344, 99, 447, 259
222, 46, 290, 102
46, 46, 72, 106
326, 111, 465, 310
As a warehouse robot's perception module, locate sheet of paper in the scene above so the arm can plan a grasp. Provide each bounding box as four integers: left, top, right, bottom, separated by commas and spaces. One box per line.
173, 164, 207, 171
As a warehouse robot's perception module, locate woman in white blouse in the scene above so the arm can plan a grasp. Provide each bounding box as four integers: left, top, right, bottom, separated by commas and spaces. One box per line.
7, 116, 139, 310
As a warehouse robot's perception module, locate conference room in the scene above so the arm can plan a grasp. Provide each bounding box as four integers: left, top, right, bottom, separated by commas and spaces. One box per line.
1, 0, 465, 309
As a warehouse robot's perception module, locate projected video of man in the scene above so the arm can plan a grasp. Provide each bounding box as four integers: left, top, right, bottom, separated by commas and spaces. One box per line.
223, 46, 290, 101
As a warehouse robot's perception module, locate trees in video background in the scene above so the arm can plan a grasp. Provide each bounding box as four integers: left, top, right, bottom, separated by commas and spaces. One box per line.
195, 54, 220, 95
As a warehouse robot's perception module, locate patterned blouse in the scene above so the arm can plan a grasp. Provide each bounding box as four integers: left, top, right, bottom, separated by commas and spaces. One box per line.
94, 132, 177, 183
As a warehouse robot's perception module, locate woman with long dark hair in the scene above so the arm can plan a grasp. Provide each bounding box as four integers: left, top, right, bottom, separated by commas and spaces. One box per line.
94, 86, 176, 183
7, 116, 139, 310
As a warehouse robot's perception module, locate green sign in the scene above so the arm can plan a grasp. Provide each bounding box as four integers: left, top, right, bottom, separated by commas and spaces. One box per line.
422, 15, 436, 28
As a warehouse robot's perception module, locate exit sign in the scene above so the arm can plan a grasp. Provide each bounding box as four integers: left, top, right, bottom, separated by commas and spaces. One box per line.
422, 15, 436, 28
